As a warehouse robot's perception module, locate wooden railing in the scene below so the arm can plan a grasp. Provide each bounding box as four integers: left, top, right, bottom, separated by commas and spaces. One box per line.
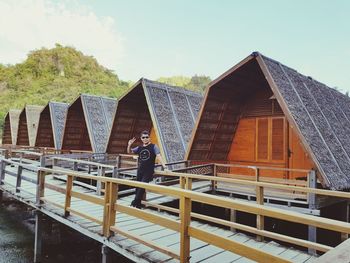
1, 157, 350, 262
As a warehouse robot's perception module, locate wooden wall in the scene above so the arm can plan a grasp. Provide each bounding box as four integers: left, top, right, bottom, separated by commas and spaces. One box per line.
107, 84, 153, 154
16, 111, 29, 146
62, 98, 92, 151
35, 106, 54, 148
188, 58, 314, 179
2, 114, 12, 144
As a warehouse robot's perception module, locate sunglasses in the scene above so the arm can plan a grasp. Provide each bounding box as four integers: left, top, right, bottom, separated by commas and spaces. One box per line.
141, 136, 149, 139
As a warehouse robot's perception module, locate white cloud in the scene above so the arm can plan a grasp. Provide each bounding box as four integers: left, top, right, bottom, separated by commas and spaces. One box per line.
0, 0, 124, 70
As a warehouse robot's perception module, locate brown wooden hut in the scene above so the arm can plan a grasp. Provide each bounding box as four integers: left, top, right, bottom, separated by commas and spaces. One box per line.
61, 94, 118, 153
106, 78, 203, 163
186, 52, 350, 191
35, 102, 69, 150
16, 105, 44, 146
2, 109, 21, 145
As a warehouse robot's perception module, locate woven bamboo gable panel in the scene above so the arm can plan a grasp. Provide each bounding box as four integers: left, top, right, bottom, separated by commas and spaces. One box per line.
36, 102, 68, 149
144, 79, 203, 162
2, 109, 21, 145
187, 52, 350, 190
261, 55, 350, 190
16, 105, 44, 146
62, 94, 117, 153
107, 78, 203, 163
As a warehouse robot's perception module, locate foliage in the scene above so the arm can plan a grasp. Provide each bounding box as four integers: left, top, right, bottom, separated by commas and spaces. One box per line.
0, 44, 130, 133
0, 44, 211, 138
157, 75, 211, 93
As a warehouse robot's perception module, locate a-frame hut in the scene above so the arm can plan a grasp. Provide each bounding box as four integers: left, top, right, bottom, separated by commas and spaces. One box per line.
16, 105, 44, 146
186, 52, 350, 191
2, 109, 21, 145
35, 102, 69, 150
61, 94, 118, 153
107, 78, 203, 163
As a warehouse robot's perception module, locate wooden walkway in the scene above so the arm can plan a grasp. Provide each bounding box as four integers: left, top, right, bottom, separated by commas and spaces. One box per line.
0, 160, 319, 263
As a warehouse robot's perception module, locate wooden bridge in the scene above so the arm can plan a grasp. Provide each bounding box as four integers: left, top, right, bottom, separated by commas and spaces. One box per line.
0, 149, 349, 262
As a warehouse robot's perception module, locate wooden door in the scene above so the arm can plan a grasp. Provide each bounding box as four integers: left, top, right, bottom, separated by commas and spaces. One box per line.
288, 126, 313, 179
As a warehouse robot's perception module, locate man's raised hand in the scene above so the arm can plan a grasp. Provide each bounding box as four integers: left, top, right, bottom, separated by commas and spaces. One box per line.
128, 137, 136, 146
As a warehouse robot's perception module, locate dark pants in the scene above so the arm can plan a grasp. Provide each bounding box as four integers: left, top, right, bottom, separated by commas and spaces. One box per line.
132, 170, 153, 207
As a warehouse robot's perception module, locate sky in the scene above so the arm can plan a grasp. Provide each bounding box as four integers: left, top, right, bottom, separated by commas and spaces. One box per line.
0, 0, 349, 93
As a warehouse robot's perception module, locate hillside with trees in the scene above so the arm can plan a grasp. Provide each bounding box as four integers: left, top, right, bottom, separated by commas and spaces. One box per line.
0, 44, 211, 136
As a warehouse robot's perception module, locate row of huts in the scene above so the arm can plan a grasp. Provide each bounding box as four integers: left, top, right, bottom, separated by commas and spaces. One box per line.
3, 52, 350, 191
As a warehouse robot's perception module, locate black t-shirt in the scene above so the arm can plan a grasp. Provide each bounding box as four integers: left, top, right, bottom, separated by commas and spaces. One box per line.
132, 143, 160, 174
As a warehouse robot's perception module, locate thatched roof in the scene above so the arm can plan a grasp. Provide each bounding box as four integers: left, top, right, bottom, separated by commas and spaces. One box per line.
62, 94, 118, 153
35, 102, 69, 149
187, 52, 350, 190
107, 78, 203, 162
2, 109, 21, 145
16, 105, 44, 146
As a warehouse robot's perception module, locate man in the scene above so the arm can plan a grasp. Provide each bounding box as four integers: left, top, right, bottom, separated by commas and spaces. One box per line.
127, 130, 167, 208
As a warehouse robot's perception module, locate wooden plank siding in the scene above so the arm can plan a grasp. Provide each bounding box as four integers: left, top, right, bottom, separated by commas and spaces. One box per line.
187, 55, 315, 181
61, 97, 92, 152
35, 106, 55, 148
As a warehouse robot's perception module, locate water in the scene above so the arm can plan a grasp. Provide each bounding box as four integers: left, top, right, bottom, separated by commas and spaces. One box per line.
0, 193, 132, 263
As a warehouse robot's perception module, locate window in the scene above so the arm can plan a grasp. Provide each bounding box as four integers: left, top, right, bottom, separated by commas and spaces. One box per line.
256, 117, 285, 162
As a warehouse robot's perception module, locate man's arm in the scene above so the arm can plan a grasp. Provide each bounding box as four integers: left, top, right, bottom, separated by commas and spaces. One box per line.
156, 154, 167, 170
127, 137, 136, 154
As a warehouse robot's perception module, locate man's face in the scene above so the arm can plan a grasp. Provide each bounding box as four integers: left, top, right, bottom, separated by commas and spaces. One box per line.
141, 133, 150, 144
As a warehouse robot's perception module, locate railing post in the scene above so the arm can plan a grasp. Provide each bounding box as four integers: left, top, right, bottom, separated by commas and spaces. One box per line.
64, 175, 73, 217
40, 155, 46, 167
341, 201, 350, 242
97, 166, 105, 195
185, 177, 192, 190
211, 164, 217, 193
107, 182, 118, 237
180, 176, 186, 189
102, 181, 111, 236
180, 195, 191, 263
36, 170, 45, 206
255, 168, 264, 241
307, 169, 317, 255
112, 166, 118, 178
16, 165, 23, 193
116, 155, 121, 169
73, 161, 78, 171
0, 160, 6, 185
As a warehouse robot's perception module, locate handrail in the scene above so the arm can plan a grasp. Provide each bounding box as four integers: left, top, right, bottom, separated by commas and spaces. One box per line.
1, 158, 350, 262
36, 166, 350, 260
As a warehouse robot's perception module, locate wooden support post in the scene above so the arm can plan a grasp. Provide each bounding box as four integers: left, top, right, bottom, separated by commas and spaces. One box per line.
116, 155, 121, 170
230, 209, 237, 232
97, 166, 105, 195
308, 169, 317, 255
64, 175, 73, 217
186, 178, 192, 190
102, 181, 111, 236
255, 168, 264, 241
107, 183, 118, 237
341, 201, 349, 242
180, 196, 191, 263
0, 160, 6, 185
34, 211, 43, 263
211, 164, 217, 193
40, 155, 46, 167
112, 166, 118, 178
52, 158, 58, 168
180, 176, 186, 189
101, 244, 109, 263
36, 170, 45, 206
16, 165, 23, 193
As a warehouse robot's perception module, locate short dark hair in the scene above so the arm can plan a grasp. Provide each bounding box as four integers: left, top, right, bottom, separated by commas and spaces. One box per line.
140, 130, 150, 136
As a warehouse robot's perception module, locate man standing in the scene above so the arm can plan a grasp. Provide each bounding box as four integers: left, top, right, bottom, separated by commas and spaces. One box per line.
127, 130, 166, 208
